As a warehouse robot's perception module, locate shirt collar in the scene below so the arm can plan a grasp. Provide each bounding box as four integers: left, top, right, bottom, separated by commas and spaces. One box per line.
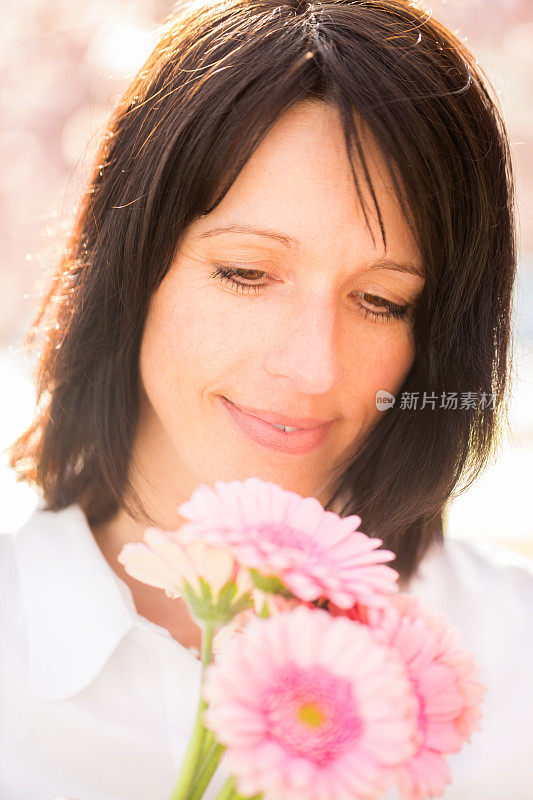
11, 499, 138, 701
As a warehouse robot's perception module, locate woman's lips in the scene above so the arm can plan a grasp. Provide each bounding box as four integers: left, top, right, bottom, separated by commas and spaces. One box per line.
219, 396, 335, 454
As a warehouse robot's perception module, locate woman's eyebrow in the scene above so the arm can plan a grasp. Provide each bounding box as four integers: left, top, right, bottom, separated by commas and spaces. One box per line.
367, 259, 425, 279
195, 225, 424, 278
196, 224, 298, 248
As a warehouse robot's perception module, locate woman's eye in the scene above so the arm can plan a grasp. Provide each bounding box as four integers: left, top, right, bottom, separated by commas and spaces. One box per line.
354, 292, 410, 323
210, 265, 267, 293
210, 265, 410, 323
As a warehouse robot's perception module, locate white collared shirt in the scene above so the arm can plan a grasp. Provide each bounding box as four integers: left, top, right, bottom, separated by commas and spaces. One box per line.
1, 500, 533, 800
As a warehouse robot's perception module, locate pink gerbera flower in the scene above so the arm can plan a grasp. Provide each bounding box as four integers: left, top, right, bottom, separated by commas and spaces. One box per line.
335, 595, 487, 800
202, 605, 419, 800
177, 477, 399, 608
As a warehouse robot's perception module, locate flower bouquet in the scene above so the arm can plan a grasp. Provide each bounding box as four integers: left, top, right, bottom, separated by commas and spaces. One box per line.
118, 478, 486, 800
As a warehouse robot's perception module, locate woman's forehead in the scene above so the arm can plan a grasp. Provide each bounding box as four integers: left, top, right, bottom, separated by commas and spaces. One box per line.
185, 101, 422, 269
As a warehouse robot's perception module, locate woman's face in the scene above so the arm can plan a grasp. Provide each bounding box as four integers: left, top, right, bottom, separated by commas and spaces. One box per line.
134, 100, 425, 521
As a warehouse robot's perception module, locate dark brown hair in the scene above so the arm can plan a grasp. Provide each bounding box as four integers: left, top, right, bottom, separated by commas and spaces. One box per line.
7, 0, 516, 584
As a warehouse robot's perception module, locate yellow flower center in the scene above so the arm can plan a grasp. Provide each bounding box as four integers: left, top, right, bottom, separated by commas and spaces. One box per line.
298, 703, 325, 728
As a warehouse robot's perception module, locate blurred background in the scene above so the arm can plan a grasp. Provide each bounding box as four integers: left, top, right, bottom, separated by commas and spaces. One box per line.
1, 0, 532, 557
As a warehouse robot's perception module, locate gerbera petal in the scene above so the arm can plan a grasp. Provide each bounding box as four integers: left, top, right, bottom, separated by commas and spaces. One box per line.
117, 542, 182, 597
424, 720, 463, 753
283, 571, 321, 602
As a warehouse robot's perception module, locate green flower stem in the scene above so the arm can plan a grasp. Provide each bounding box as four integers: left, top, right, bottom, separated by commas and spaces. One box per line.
213, 777, 237, 800
167, 622, 216, 800
201, 620, 214, 665
187, 740, 226, 800
167, 690, 207, 800
199, 727, 216, 761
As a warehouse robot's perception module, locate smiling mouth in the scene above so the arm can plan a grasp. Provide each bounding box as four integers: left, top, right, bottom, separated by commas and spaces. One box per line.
221, 397, 332, 431
219, 396, 335, 455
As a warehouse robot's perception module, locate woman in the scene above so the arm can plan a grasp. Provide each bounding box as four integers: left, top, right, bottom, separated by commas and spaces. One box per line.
2, 1, 532, 798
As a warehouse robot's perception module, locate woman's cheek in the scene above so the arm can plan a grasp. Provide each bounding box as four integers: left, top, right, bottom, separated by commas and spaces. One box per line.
379, 333, 416, 394
352, 327, 415, 395
200, 293, 282, 360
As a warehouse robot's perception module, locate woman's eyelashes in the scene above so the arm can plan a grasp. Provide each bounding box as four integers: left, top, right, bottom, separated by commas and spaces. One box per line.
209, 264, 411, 323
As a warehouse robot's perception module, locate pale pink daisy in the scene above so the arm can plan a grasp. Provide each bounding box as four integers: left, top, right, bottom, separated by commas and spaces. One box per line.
177, 477, 399, 608
117, 528, 243, 600
202, 605, 419, 800
117, 529, 255, 654
334, 595, 487, 800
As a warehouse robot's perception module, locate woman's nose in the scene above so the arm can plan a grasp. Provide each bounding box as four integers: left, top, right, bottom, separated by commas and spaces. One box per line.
263, 290, 344, 395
